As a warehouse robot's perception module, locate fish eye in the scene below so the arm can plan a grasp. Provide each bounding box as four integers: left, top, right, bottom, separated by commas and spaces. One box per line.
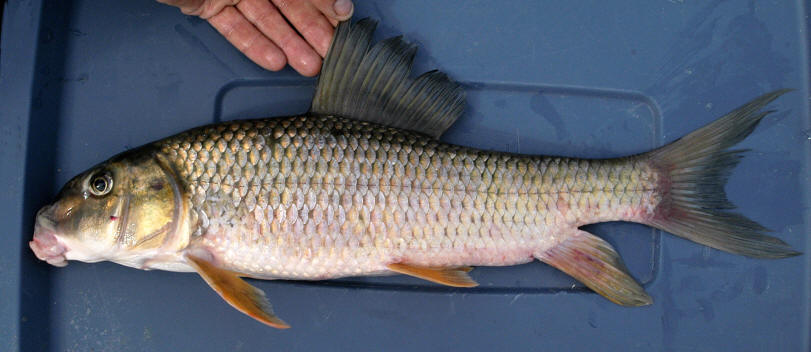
88, 173, 113, 196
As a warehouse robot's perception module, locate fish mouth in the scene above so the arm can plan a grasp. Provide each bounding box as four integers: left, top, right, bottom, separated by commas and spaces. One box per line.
30, 207, 69, 267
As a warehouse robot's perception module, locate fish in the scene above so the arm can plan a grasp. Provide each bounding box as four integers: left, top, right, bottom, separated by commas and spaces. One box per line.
29, 18, 801, 329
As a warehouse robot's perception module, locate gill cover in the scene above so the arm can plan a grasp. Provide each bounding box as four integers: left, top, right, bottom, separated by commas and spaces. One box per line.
112, 151, 184, 253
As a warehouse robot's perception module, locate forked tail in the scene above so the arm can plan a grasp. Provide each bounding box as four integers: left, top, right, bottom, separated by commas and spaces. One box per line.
535, 90, 800, 308
644, 89, 800, 258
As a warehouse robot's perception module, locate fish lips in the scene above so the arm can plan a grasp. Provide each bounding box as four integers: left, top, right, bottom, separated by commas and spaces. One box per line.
30, 208, 69, 267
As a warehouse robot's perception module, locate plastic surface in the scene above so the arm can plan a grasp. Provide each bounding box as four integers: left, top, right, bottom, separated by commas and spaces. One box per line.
1, 0, 808, 350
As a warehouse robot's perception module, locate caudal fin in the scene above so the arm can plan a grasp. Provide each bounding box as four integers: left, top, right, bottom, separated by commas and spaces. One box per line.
645, 89, 800, 259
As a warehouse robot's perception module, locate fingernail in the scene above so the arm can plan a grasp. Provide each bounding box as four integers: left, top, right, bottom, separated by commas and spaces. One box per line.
334, 0, 353, 18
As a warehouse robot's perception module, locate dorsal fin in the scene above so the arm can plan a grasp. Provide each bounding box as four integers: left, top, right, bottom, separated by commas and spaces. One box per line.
310, 18, 465, 139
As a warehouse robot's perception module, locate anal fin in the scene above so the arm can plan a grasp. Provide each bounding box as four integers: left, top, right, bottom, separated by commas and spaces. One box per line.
535, 230, 652, 306
186, 253, 290, 329
387, 263, 478, 287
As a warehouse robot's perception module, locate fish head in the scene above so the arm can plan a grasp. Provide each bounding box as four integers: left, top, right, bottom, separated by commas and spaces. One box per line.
30, 148, 187, 268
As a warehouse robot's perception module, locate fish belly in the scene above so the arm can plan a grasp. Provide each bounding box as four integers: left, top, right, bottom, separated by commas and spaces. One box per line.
159, 115, 659, 280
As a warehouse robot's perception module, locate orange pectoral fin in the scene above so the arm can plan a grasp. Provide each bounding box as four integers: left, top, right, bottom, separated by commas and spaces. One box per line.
387, 263, 478, 287
186, 253, 290, 329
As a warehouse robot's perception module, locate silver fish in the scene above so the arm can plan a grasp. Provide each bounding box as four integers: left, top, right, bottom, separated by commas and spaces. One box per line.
30, 19, 800, 328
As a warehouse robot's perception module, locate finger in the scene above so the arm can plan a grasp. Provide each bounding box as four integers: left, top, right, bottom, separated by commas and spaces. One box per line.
327, 17, 338, 27
270, 0, 334, 57
196, 0, 240, 19
208, 6, 287, 71
160, 0, 240, 19
310, 0, 354, 22
237, 0, 322, 76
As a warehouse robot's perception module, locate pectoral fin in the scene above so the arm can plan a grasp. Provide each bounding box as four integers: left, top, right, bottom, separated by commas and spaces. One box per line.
387, 263, 478, 287
186, 253, 290, 329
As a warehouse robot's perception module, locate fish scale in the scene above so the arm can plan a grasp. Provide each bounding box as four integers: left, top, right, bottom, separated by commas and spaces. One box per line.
158, 115, 657, 279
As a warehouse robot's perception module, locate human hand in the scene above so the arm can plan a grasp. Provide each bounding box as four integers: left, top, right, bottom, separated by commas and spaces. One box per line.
158, 0, 354, 76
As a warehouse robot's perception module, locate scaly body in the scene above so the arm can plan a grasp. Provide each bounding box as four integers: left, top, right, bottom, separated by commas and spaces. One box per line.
159, 115, 659, 280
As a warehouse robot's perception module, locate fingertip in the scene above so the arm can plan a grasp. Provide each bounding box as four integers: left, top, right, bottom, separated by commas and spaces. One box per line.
332, 0, 353, 21
292, 55, 322, 77
298, 69, 319, 77
244, 37, 288, 71
262, 52, 287, 72
251, 41, 287, 71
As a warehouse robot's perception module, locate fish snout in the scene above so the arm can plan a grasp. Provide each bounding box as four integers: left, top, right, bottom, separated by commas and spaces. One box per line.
30, 207, 69, 267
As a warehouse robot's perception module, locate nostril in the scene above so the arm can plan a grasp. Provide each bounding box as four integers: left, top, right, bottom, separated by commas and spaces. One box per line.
38, 201, 76, 223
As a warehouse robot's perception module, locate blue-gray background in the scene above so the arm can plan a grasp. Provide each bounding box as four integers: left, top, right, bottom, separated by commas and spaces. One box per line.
1, 0, 808, 350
